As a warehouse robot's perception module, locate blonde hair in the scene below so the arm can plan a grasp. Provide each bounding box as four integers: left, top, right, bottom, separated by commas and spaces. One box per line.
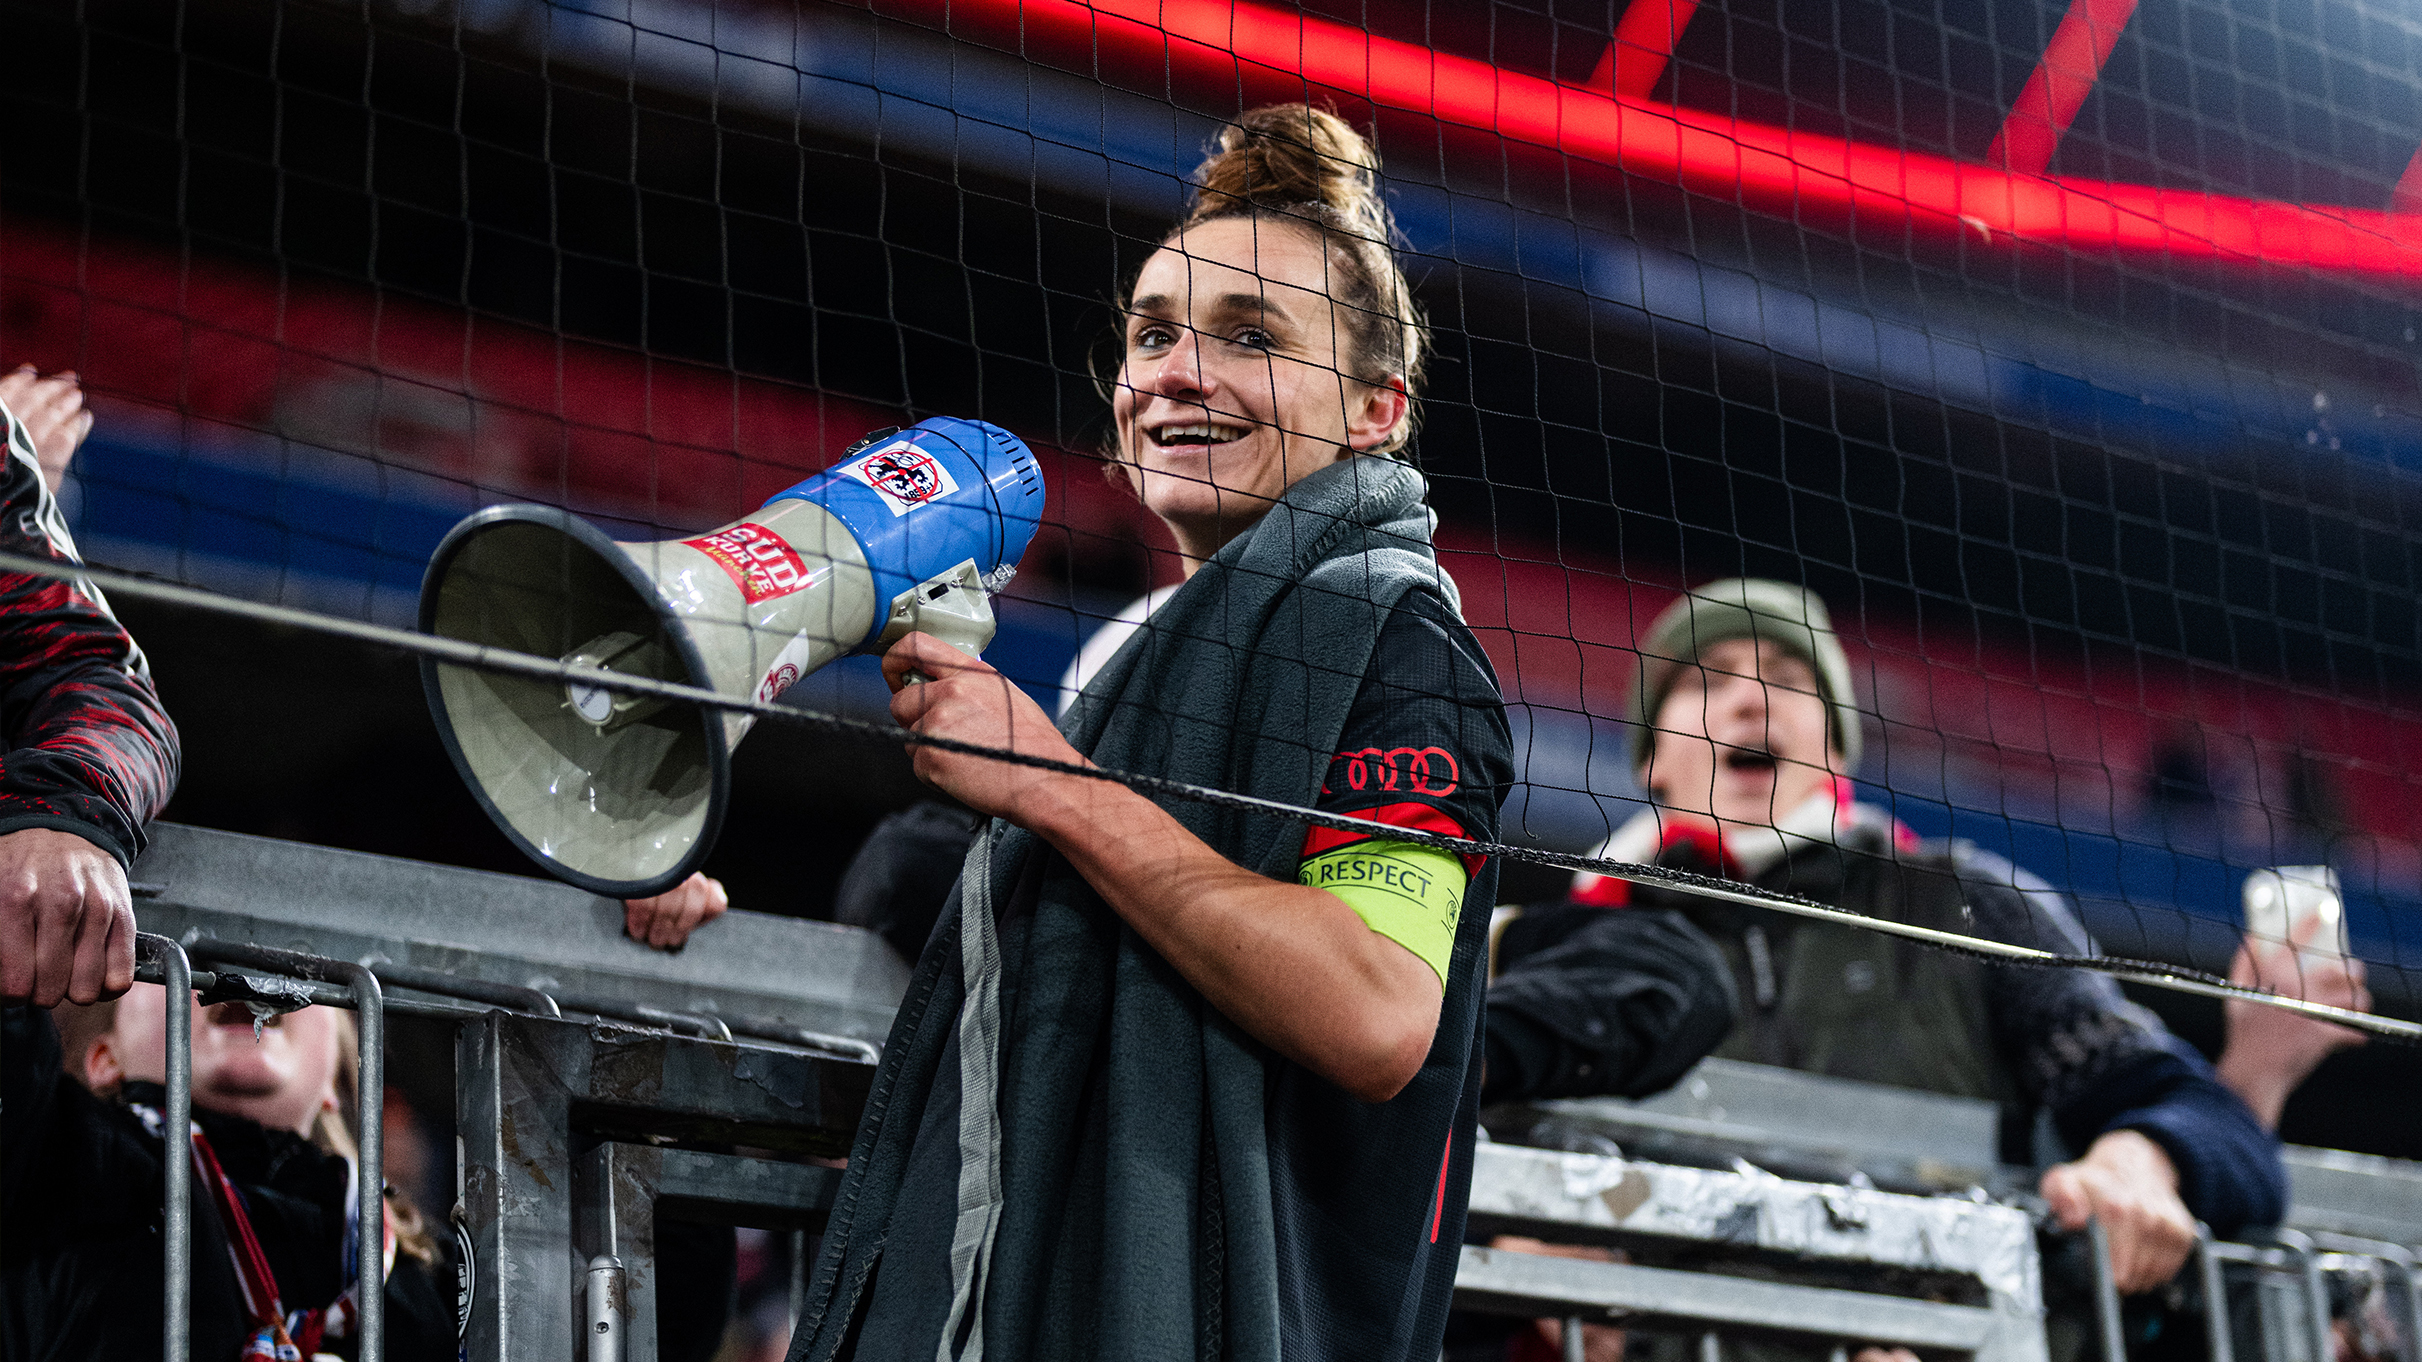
1104, 104, 1429, 462
316, 1011, 440, 1268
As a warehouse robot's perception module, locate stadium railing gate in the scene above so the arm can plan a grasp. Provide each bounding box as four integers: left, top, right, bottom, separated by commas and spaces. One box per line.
77, 823, 2422, 1362
119, 821, 901, 1362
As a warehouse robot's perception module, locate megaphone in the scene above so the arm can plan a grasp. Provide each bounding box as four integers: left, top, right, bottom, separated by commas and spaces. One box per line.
419, 417, 1044, 897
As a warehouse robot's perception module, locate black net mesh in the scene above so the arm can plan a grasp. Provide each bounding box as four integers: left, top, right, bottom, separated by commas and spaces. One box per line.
2, 0, 2416, 1060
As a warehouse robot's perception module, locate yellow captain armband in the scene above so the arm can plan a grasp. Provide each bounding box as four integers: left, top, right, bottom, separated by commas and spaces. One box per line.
1297, 839, 1468, 986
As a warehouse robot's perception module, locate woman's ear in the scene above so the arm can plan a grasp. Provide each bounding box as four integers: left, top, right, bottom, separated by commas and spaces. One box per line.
1345, 375, 1411, 452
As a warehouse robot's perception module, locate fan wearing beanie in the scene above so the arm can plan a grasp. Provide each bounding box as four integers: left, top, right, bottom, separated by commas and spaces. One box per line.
791, 107, 1514, 1362
1507, 579, 2284, 1359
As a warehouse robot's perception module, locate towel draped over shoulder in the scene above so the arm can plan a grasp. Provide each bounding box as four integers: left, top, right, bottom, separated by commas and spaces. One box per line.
792, 457, 1498, 1362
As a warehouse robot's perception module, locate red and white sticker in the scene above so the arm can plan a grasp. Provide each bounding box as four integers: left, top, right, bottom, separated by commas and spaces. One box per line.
840, 440, 959, 517
757, 661, 802, 704
755, 634, 820, 703
683, 522, 815, 604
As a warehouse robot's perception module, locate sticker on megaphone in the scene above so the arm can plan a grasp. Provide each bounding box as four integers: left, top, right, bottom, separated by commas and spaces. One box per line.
839, 437, 962, 516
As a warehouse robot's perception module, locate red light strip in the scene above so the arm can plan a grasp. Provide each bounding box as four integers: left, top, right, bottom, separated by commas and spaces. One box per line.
974, 0, 2422, 278
1593, 0, 1703, 100
1987, 0, 2139, 175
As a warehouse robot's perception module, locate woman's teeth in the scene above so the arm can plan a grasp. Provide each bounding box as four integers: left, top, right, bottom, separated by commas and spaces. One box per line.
1151, 422, 1248, 447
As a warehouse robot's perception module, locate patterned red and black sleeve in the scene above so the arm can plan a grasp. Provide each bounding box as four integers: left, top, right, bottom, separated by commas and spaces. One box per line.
0, 407, 179, 867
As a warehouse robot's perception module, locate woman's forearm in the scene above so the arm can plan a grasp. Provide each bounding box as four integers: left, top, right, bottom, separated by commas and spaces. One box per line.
1023, 772, 1443, 1102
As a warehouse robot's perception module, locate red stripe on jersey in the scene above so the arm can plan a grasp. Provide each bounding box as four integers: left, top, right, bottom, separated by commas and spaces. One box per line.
1429, 1135, 1452, 1243
1300, 802, 1482, 874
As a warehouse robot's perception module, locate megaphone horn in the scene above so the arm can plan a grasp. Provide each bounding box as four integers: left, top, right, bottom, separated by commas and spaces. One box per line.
419, 417, 1045, 898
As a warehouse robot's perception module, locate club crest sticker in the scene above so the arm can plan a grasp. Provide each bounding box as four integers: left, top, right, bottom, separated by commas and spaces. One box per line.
683, 522, 815, 604
842, 440, 959, 517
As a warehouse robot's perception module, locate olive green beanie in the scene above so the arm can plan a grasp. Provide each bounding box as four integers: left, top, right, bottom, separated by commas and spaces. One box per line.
1626, 578, 1863, 775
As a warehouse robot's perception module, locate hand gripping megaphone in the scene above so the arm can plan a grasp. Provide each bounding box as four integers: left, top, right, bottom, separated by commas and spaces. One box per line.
418, 417, 1044, 897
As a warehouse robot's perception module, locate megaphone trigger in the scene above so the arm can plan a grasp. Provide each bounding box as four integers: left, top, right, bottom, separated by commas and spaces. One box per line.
882, 560, 997, 688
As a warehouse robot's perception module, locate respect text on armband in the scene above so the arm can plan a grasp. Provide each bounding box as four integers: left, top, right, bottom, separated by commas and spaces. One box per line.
1304, 852, 1436, 901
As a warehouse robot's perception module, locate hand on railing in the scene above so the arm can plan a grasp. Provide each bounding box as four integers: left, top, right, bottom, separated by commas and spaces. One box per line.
0, 826, 135, 1005
2040, 1129, 2196, 1294
622, 871, 730, 951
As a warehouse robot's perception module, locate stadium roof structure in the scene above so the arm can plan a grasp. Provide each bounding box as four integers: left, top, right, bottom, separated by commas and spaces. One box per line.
919, 0, 2422, 276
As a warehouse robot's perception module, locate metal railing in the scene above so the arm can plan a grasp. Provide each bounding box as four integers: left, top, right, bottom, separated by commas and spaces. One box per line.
123, 923, 872, 1361
99, 823, 892, 1362
1458, 1139, 2050, 1362
1456, 1148, 2422, 1362
40, 827, 2422, 1362
1468, 1062, 2422, 1362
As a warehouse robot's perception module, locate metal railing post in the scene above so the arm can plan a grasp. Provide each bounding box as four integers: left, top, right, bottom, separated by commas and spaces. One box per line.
587, 1256, 627, 1362
137, 933, 193, 1362
344, 962, 385, 1362
2389, 1247, 2422, 1362
1561, 1315, 1585, 1362
2273, 1230, 2333, 1362
2191, 1227, 2234, 1362
2088, 1219, 2128, 1362
182, 940, 387, 1359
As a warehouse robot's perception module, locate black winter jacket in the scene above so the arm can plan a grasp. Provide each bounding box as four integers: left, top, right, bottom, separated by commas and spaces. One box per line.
0, 1006, 460, 1362
1482, 903, 1738, 1106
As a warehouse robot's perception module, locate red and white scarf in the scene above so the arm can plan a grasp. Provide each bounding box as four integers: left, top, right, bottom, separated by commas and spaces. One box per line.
134, 1104, 395, 1361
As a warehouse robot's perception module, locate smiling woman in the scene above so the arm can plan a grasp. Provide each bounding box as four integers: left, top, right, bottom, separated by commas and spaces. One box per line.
1105, 107, 1428, 564
791, 107, 1517, 1362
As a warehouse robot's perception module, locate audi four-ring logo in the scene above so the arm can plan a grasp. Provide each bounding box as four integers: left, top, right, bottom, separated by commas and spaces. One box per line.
1326, 747, 1460, 796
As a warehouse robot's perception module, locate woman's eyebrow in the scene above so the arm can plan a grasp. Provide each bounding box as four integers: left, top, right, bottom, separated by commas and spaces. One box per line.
1207, 291, 1297, 327
1127, 289, 1301, 329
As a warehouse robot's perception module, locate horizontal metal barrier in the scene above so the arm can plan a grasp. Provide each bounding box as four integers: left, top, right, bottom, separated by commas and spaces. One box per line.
65, 828, 2422, 1362
1472, 1060, 2422, 1362
1460, 1139, 2049, 1362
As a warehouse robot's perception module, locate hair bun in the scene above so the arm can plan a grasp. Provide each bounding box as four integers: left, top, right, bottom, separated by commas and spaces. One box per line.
1190, 106, 1392, 244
